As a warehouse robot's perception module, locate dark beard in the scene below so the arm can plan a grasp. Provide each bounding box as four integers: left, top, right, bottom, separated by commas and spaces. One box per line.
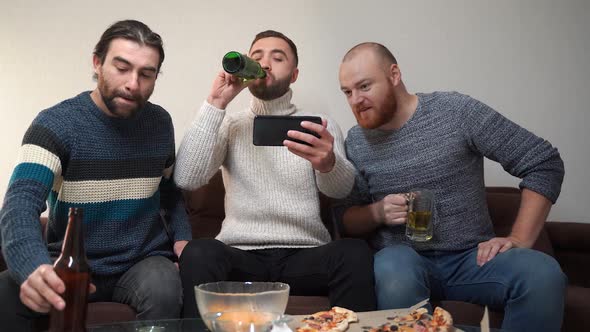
248, 76, 291, 101
101, 92, 143, 119
96, 70, 147, 119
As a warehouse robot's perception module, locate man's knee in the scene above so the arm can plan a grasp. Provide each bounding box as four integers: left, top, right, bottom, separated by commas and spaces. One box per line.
139, 256, 182, 290
123, 256, 182, 318
179, 239, 226, 266
374, 245, 423, 275
142, 275, 182, 309
372, 246, 430, 309
374, 245, 428, 293
504, 248, 566, 293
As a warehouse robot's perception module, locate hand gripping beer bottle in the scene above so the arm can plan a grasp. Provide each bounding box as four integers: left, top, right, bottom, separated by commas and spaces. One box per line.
222, 51, 266, 81
49, 207, 90, 332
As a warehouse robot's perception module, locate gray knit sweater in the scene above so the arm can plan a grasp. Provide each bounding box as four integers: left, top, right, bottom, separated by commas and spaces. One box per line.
174, 90, 355, 249
339, 91, 564, 251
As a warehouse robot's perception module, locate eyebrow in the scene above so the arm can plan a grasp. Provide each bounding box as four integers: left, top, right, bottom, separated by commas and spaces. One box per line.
112, 56, 158, 73
250, 49, 289, 60
356, 79, 371, 86
341, 78, 371, 91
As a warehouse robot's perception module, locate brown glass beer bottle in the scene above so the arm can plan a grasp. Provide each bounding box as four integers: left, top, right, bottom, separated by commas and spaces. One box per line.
48, 207, 90, 332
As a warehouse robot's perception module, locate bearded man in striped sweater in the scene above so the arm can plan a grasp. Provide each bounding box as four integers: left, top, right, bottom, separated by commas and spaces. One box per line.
0, 20, 191, 330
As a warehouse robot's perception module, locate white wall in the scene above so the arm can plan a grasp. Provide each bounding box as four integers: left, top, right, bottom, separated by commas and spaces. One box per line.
1, 0, 588, 222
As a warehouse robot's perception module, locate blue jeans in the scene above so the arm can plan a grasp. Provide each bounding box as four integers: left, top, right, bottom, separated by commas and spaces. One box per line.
0, 255, 181, 331
374, 244, 566, 332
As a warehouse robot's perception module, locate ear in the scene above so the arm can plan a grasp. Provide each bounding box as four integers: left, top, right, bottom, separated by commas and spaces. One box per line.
290, 67, 299, 83
388, 64, 402, 87
92, 54, 102, 77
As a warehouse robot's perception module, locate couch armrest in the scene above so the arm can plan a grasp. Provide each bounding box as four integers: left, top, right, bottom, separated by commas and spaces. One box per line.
546, 221, 590, 288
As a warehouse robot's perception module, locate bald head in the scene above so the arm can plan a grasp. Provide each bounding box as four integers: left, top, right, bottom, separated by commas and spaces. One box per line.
342, 42, 398, 69
339, 42, 406, 130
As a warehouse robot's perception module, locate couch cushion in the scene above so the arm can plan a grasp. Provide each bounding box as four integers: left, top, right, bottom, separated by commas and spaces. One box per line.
486, 187, 522, 233
547, 222, 590, 288
563, 285, 590, 332
183, 172, 226, 239
553, 250, 590, 288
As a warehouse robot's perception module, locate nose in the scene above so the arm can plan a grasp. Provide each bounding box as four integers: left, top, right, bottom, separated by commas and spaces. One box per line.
258, 56, 271, 72
350, 90, 363, 106
125, 73, 140, 92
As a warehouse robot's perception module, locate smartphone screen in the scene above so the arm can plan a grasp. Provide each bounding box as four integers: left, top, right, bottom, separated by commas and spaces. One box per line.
253, 115, 322, 146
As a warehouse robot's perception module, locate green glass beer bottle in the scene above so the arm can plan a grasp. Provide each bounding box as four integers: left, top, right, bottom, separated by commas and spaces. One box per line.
222, 51, 266, 81
48, 207, 90, 332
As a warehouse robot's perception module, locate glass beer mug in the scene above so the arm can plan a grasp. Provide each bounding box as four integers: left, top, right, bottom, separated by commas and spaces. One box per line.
405, 189, 434, 242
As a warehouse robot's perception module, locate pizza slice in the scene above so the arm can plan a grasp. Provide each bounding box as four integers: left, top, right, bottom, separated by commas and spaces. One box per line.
296, 306, 358, 332
427, 307, 454, 331
366, 306, 454, 332
390, 307, 429, 325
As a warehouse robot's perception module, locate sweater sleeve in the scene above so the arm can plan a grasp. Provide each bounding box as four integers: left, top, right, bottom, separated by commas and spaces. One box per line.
460, 95, 564, 203
160, 164, 191, 241
0, 114, 69, 284
159, 115, 191, 241
174, 101, 228, 190
314, 115, 355, 199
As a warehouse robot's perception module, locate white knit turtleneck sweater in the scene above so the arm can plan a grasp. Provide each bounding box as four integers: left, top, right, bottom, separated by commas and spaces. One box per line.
174, 90, 355, 249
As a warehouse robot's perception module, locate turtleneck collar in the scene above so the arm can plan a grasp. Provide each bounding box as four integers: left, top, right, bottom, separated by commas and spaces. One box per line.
250, 89, 296, 116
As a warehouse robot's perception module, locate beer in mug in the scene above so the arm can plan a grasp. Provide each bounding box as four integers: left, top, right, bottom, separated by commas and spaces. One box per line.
405, 190, 434, 242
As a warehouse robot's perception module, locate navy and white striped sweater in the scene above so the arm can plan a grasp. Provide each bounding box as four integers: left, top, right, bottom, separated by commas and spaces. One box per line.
0, 91, 191, 284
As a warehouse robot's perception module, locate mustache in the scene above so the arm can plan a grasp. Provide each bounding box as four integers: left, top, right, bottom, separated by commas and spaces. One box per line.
353, 104, 370, 113
116, 91, 140, 101
257, 71, 275, 82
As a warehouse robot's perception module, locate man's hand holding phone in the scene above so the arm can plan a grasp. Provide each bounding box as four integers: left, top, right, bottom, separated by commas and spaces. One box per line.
284, 118, 336, 173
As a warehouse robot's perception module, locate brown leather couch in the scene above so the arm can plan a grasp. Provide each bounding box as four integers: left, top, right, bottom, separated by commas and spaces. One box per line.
1, 172, 589, 331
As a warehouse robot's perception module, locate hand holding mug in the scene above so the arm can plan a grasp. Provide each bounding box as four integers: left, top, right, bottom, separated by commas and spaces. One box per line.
379, 194, 409, 226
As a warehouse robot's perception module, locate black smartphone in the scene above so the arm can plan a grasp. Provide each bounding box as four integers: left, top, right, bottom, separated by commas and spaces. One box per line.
253, 115, 322, 146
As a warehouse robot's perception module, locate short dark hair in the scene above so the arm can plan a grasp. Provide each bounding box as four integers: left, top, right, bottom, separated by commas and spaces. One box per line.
250, 30, 298, 67
343, 42, 397, 66
93, 20, 165, 76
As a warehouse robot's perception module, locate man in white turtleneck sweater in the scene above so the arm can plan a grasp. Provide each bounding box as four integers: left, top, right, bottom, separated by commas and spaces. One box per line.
174, 30, 376, 317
